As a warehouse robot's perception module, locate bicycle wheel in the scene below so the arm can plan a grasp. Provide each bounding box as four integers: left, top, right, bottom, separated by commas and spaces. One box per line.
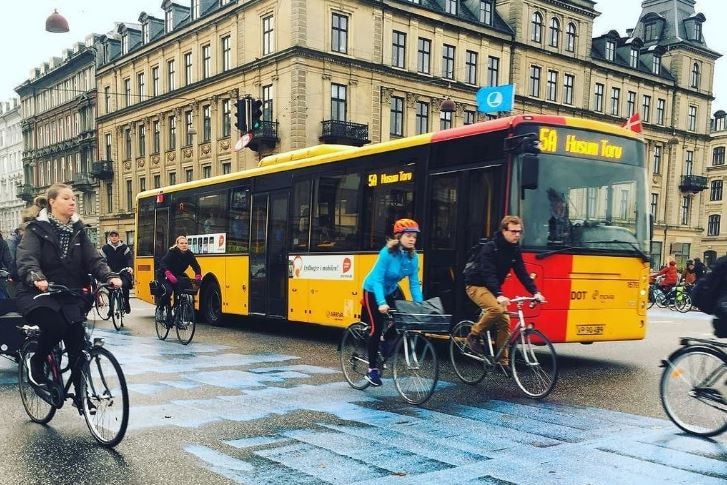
655, 290, 668, 308
94, 287, 111, 320
392, 332, 438, 405
18, 341, 56, 424
449, 320, 487, 385
154, 304, 170, 340
176, 297, 196, 345
660, 345, 727, 437
81, 347, 129, 447
339, 322, 371, 390
674, 293, 692, 313
510, 328, 558, 399
111, 291, 124, 331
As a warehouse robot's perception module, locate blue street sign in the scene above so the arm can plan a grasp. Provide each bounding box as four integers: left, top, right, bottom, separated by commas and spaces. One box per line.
476, 84, 515, 113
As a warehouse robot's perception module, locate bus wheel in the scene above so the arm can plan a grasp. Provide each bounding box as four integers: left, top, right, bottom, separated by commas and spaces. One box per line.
201, 282, 223, 326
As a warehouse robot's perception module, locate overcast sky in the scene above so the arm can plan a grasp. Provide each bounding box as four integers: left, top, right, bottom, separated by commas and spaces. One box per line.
1, 1, 724, 112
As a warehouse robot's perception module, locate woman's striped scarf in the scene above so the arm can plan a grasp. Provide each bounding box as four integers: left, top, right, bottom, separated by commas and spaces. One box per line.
48, 212, 75, 258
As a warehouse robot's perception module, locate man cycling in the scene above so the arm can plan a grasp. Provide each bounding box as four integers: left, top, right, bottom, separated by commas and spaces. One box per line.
463, 215, 545, 367
102, 230, 133, 314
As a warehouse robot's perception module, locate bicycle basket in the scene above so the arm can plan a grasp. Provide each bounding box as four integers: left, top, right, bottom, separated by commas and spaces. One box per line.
177, 277, 199, 295
149, 280, 166, 297
393, 298, 451, 333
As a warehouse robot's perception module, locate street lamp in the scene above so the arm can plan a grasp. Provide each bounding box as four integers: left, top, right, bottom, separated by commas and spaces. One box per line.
440, 97, 456, 113
45, 9, 69, 33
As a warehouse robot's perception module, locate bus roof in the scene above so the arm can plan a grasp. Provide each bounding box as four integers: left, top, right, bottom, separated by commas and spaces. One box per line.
137, 114, 643, 200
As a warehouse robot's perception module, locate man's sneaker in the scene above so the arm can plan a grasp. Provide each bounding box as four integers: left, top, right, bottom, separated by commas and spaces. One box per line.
71, 392, 97, 416
26, 357, 47, 386
466, 334, 485, 354
365, 368, 383, 386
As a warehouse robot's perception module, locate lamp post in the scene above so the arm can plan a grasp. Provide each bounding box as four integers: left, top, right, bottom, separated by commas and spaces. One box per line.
45, 9, 69, 33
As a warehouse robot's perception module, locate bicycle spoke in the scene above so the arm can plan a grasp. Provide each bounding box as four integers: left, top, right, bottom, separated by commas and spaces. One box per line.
449, 320, 487, 385
510, 329, 558, 399
83, 347, 129, 447
339, 322, 371, 390
393, 333, 438, 405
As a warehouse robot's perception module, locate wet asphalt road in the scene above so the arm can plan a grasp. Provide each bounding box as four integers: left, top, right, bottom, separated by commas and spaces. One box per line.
0, 300, 723, 485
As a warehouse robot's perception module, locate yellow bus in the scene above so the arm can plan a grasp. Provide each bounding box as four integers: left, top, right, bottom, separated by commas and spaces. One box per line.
135, 114, 650, 343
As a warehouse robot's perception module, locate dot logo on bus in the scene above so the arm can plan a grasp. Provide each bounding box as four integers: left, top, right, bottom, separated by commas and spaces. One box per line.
570, 290, 588, 300
342, 257, 352, 273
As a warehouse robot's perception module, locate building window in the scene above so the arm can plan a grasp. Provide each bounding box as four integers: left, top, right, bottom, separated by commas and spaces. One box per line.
331, 13, 348, 53
650, 193, 658, 218
185, 111, 194, 146
202, 44, 211, 79
642, 95, 651, 122
262, 84, 273, 122
331, 83, 347, 121
152, 121, 160, 154
104, 86, 111, 113
442, 44, 455, 79
105, 133, 112, 160
221, 35, 231, 71
440, 111, 452, 130
153, 174, 161, 189
465, 51, 478, 85
656, 98, 665, 125
222, 99, 231, 137
594, 83, 604, 112
708, 215, 721, 236
710, 180, 723, 201
629, 49, 638, 68
529, 65, 541, 97
126, 180, 133, 212
138, 125, 146, 157
691, 62, 701, 88
652, 55, 661, 75
106, 183, 113, 212
417, 38, 431, 74
124, 128, 131, 160
546, 70, 557, 102
645, 22, 657, 41
203, 166, 211, 179
626, 91, 636, 116
464, 110, 476, 125
137, 73, 145, 101
139, 176, 146, 193
124, 78, 131, 107
680, 196, 691, 225
165, 9, 173, 33
167, 59, 176, 91
653, 145, 662, 174
531, 12, 543, 43
390, 96, 404, 137
222, 162, 231, 175
685, 150, 694, 176
566, 23, 576, 52
185, 169, 193, 182
610, 87, 620, 116
202, 105, 211, 142
192, 0, 201, 19
549, 18, 560, 47
415, 101, 429, 135
480, 1, 492, 25
262, 15, 274, 56
168, 115, 176, 150
184, 53, 192, 86
688, 105, 698, 131
713, 147, 726, 166
487, 56, 499, 86
563, 74, 574, 105
152, 66, 159, 96
169, 172, 176, 185
392, 31, 406, 69
445, 0, 457, 14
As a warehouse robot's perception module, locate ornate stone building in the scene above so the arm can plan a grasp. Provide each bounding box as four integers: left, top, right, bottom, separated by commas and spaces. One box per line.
703, 110, 727, 264
0, 98, 24, 235
15, 37, 101, 244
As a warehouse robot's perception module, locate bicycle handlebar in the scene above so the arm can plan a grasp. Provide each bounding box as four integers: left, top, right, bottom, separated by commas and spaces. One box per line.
508, 296, 546, 308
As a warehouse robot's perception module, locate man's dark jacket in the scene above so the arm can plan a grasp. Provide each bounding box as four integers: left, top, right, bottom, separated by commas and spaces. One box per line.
102, 241, 133, 272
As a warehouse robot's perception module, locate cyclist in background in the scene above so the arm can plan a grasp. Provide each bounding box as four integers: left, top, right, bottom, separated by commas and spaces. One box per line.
15, 184, 121, 406
102, 230, 134, 314
158, 235, 202, 314
361, 218, 423, 386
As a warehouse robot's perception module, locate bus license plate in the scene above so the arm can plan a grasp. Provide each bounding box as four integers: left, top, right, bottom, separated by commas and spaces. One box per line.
577, 324, 604, 336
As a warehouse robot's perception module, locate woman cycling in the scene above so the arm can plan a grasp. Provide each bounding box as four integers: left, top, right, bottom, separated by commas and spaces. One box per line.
15, 184, 122, 407
361, 218, 423, 386
158, 235, 202, 314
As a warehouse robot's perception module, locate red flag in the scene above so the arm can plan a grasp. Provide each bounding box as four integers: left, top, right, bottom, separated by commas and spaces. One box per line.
623, 113, 643, 133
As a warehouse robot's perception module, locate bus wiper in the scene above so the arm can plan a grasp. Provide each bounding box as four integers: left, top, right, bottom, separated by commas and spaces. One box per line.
583, 240, 650, 262
536, 246, 582, 260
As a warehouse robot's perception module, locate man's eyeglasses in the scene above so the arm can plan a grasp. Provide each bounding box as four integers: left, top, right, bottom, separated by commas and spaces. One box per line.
507, 229, 523, 234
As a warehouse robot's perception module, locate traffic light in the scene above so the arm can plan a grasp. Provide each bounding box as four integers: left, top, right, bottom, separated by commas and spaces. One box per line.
234, 98, 247, 132
250, 99, 263, 131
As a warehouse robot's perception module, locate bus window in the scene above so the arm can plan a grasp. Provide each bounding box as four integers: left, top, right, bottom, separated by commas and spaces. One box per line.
173, 196, 197, 237
228, 188, 250, 253
137, 198, 156, 256
363, 164, 415, 250
197, 190, 228, 235
290, 180, 311, 251
312, 173, 361, 251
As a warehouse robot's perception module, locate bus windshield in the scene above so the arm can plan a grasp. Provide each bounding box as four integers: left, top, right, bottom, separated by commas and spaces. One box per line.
518, 149, 648, 256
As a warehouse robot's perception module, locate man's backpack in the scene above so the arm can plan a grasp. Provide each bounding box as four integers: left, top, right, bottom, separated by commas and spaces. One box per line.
690, 256, 727, 314
462, 238, 496, 281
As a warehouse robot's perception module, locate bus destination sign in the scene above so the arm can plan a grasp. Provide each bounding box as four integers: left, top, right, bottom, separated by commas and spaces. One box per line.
367, 169, 414, 187
538, 127, 626, 161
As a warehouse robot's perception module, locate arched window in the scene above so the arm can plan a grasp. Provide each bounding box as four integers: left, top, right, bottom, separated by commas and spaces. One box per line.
549, 18, 560, 47
531, 12, 543, 43
566, 23, 576, 52
691, 62, 701, 88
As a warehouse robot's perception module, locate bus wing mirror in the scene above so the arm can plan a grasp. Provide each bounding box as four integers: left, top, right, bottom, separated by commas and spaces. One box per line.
521, 154, 539, 190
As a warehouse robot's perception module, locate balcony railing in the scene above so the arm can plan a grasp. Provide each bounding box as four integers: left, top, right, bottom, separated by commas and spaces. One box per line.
679, 174, 708, 193
248, 120, 279, 151
319, 120, 370, 147
91, 160, 114, 180
16, 183, 34, 202
72, 172, 95, 193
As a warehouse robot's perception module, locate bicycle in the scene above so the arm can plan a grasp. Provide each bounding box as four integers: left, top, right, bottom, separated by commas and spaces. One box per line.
339, 309, 450, 405
17, 283, 130, 447
659, 336, 727, 437
449, 296, 558, 399
651, 284, 692, 313
154, 276, 198, 345
107, 267, 132, 331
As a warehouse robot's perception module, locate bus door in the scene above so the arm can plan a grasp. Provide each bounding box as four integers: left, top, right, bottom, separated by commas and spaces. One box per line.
425, 168, 498, 320
154, 207, 170, 278
249, 191, 289, 318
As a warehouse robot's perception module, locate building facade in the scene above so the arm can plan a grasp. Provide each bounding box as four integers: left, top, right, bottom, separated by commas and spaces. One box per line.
0, 98, 24, 235
80, 1, 724, 261
15, 37, 102, 244
703, 110, 727, 264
